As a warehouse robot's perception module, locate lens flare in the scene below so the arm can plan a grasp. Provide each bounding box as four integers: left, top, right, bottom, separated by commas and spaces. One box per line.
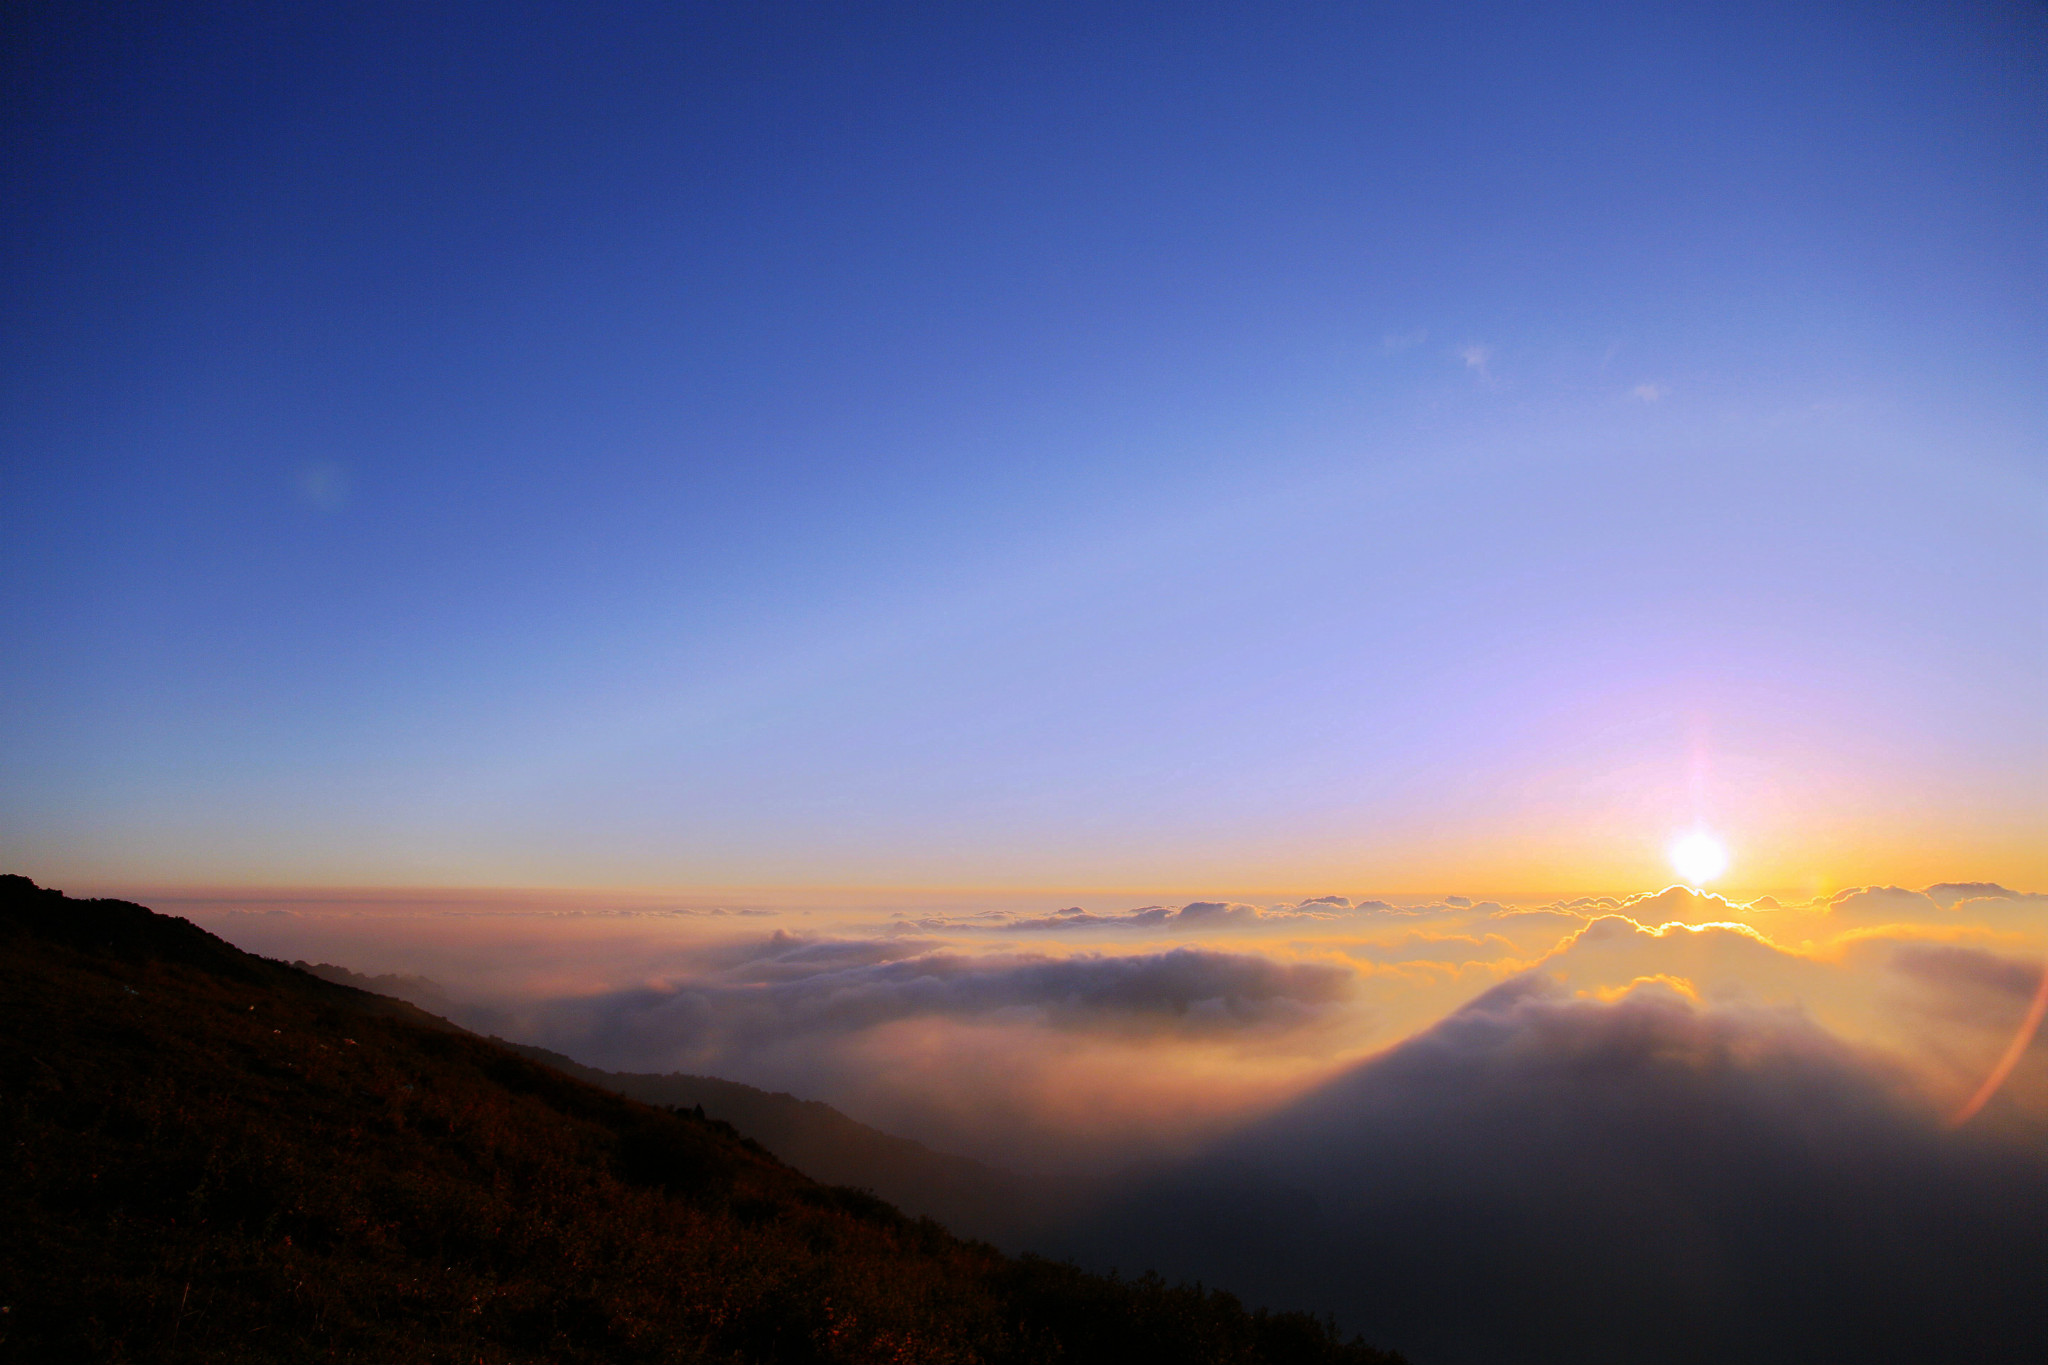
1669, 830, 1729, 886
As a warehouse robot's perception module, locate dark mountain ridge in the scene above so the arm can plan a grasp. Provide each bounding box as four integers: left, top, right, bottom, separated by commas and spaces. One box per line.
289, 959, 1045, 1246
0, 874, 1399, 1364
504, 1044, 1053, 1247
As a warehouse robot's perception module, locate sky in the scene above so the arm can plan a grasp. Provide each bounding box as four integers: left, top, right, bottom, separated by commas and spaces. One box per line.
4, 1, 2043, 899
7, 9, 2047, 1356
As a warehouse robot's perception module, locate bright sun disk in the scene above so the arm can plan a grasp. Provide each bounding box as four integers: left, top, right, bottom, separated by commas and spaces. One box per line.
1669, 830, 1729, 886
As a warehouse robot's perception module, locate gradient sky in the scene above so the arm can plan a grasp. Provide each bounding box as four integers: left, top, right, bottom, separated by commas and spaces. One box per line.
4, 1, 2043, 895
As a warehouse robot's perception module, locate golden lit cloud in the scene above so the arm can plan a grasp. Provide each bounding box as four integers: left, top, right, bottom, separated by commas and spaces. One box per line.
168, 877, 2046, 1166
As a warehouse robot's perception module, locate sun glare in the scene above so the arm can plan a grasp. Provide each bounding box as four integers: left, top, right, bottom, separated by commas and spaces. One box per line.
1669, 830, 1729, 887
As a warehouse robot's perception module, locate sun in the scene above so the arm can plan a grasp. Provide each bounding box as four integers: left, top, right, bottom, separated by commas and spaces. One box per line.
1669, 830, 1729, 887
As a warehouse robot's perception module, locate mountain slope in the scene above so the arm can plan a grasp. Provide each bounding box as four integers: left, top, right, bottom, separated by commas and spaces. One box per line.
502, 1044, 1050, 1245
292, 963, 1049, 1244
0, 875, 1400, 1364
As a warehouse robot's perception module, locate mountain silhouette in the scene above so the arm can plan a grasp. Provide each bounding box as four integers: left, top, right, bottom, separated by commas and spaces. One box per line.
292, 960, 1061, 1245
0, 874, 1398, 1364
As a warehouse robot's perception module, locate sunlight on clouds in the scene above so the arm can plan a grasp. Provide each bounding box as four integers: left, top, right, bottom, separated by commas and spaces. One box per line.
173, 877, 2048, 1169
1579, 973, 1701, 1004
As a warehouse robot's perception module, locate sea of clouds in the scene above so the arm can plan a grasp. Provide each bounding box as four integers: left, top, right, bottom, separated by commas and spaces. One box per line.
183, 879, 2047, 1361
185, 882, 2048, 1158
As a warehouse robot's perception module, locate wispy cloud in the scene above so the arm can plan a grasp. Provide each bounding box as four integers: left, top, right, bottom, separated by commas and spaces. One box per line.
888, 898, 1395, 935
999, 901, 1354, 933
294, 461, 352, 511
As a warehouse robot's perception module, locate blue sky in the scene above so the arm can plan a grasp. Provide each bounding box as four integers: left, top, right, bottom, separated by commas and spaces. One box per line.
3, 2, 2042, 892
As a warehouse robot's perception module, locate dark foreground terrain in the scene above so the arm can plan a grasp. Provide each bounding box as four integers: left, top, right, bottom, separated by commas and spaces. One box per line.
498, 1042, 1053, 1250
0, 875, 1399, 1365
305, 956, 1043, 1246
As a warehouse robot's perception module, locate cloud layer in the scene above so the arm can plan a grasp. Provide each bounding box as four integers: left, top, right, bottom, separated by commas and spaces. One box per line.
190, 876, 2048, 1343
470, 937, 1352, 1079
192, 880, 2048, 1161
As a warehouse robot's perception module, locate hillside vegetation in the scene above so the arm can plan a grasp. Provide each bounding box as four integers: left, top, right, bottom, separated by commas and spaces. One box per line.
0, 876, 1401, 1365
499, 1042, 1050, 1246
293, 960, 1042, 1243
